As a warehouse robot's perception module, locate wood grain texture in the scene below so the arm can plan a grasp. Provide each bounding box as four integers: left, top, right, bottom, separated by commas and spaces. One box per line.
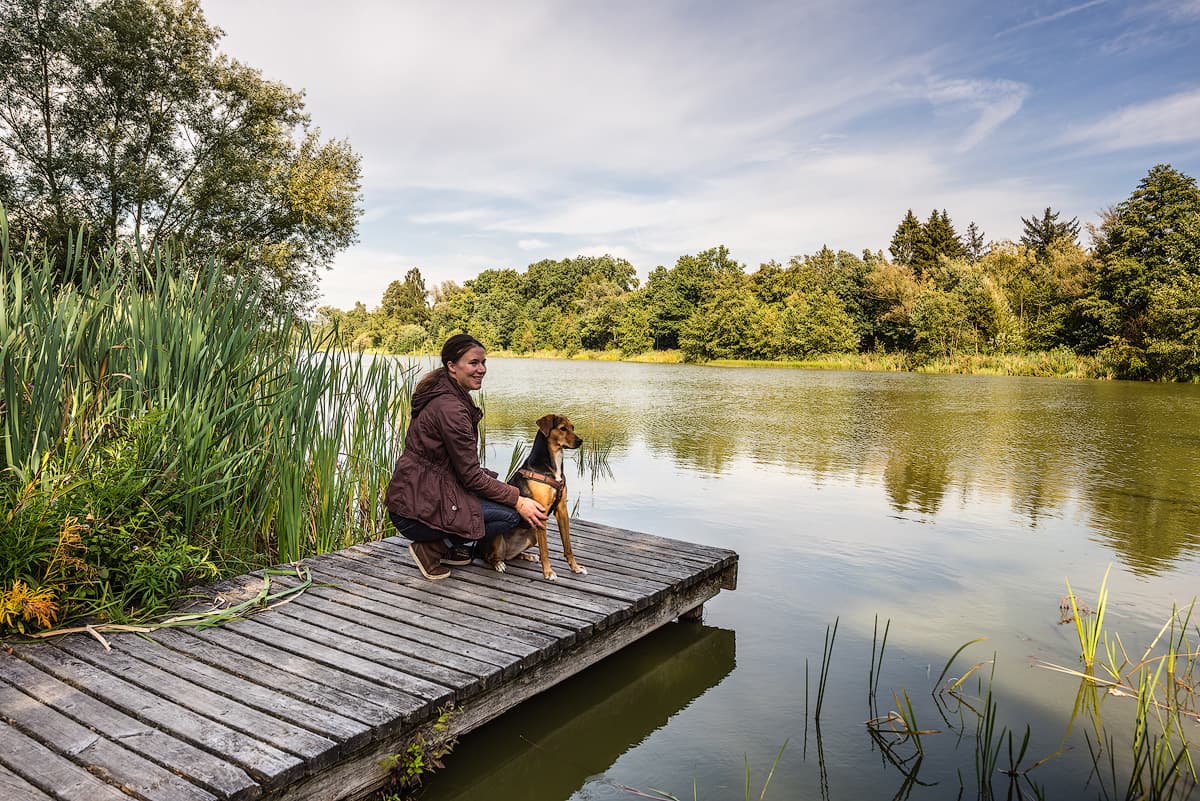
0, 521, 737, 801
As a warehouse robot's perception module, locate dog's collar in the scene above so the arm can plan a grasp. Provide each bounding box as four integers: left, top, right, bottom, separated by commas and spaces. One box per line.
517, 467, 565, 490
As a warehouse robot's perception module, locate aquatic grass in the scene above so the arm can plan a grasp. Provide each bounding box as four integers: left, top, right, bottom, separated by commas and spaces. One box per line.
1065, 565, 1111, 670
814, 617, 838, 723
868, 614, 890, 717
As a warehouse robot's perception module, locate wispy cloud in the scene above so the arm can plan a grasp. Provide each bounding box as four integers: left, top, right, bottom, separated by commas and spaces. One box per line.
517, 239, 549, 250
1062, 87, 1200, 151
924, 78, 1031, 152
996, 0, 1106, 36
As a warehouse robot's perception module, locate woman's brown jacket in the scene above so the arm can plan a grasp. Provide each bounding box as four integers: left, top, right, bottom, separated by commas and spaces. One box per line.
385, 369, 518, 540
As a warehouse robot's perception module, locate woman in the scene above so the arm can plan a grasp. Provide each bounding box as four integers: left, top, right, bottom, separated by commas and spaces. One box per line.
385, 334, 547, 579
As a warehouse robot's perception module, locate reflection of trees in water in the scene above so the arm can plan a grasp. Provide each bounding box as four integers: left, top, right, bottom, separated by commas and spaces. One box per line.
480, 367, 1200, 575
1082, 385, 1200, 575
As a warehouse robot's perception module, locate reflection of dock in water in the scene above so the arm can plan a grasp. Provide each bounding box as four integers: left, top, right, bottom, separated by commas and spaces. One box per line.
0, 520, 737, 801
428, 622, 737, 801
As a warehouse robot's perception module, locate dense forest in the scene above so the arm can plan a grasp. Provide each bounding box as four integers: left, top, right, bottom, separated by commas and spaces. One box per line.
317, 164, 1200, 381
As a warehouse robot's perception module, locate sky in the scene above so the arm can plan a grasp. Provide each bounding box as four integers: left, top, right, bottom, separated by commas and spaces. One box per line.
199, 0, 1200, 310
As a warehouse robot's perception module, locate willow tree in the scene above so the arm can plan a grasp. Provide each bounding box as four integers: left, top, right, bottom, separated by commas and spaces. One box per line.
0, 0, 361, 314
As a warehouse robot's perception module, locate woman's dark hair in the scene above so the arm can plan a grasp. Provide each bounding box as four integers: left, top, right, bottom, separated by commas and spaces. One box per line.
415, 333, 485, 396
440, 333, 485, 367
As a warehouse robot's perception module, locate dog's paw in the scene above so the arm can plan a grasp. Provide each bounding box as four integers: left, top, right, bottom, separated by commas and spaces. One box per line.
516, 552, 538, 562
543, 569, 558, 581
493, 561, 507, 573
570, 563, 588, 575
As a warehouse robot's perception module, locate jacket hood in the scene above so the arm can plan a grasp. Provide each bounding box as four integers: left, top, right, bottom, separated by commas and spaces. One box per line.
412, 368, 479, 421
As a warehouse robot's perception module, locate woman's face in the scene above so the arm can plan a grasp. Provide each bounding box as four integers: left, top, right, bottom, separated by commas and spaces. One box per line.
447, 345, 487, 392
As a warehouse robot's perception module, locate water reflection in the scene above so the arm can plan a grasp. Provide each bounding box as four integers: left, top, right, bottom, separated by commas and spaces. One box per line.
479, 360, 1200, 575
421, 623, 736, 801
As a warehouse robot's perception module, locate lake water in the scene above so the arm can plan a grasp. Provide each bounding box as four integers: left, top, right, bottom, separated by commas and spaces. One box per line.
413, 358, 1200, 801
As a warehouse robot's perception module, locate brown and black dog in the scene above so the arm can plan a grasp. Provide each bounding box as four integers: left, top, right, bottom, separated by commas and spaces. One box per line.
480, 413, 587, 580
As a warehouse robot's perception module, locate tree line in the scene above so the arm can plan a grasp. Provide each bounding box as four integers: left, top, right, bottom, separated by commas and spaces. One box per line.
317, 164, 1200, 381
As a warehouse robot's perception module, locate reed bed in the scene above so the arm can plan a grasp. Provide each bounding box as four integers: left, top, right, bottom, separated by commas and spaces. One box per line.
0, 211, 416, 633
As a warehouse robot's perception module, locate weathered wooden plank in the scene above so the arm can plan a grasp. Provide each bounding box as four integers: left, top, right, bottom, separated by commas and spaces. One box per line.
292, 574, 555, 659
15, 642, 307, 791
278, 588, 539, 668
275, 562, 738, 801
0, 682, 217, 801
147, 628, 397, 729
104, 634, 373, 753
223, 617, 458, 704
0, 760, 57, 801
331, 548, 601, 634
0, 720, 136, 801
305, 557, 570, 649
565, 528, 718, 577
53, 636, 340, 769
486, 555, 668, 604
0, 652, 260, 801
569, 520, 737, 564
259, 604, 503, 685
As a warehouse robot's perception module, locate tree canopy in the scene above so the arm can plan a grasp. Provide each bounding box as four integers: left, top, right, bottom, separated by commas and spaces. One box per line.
0, 0, 362, 313
317, 164, 1200, 382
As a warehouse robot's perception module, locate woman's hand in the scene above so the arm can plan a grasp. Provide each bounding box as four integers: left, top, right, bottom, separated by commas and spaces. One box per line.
515, 496, 548, 528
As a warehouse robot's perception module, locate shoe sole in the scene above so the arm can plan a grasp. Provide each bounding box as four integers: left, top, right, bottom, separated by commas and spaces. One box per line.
409, 543, 450, 580
442, 556, 472, 566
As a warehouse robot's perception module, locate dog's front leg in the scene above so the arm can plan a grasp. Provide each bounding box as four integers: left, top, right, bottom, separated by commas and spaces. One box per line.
534, 527, 557, 580
555, 492, 586, 574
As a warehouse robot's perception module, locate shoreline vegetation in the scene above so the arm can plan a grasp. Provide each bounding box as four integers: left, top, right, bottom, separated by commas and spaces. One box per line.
315, 165, 1200, 384
0, 222, 412, 636
364, 345, 1113, 380
435, 346, 1111, 380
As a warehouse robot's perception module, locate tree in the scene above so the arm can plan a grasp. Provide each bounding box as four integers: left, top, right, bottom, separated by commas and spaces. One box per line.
1020, 207, 1080, 258
1088, 164, 1200, 355
0, 0, 362, 313
778, 290, 859, 358
381, 267, 430, 326
965, 222, 986, 263
678, 272, 758, 361
916, 209, 965, 273
889, 209, 924, 267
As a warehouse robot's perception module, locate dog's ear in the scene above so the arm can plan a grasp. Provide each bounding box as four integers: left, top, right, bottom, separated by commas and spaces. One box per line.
536, 414, 558, 436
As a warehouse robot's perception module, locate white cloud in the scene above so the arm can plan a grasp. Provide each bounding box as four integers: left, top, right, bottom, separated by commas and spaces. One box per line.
923, 78, 1031, 152
517, 239, 550, 250
408, 208, 500, 225
1062, 87, 1200, 151
995, 0, 1107, 36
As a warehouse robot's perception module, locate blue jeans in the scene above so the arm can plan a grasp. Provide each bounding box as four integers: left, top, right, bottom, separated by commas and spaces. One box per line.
389, 497, 521, 545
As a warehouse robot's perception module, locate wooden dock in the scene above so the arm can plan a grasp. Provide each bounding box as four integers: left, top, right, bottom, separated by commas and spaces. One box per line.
0, 520, 738, 801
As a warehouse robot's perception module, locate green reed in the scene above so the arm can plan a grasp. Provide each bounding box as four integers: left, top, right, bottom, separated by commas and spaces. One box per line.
1, 215, 416, 630
1065, 564, 1111, 670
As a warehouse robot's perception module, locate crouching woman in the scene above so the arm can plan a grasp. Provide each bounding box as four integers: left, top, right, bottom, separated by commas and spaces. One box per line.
385, 334, 547, 580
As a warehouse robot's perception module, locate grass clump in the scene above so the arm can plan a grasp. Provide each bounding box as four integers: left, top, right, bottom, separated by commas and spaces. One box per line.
1, 210, 416, 635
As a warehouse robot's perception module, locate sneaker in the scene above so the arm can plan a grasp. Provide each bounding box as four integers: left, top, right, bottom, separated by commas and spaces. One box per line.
409, 541, 450, 580
443, 544, 473, 566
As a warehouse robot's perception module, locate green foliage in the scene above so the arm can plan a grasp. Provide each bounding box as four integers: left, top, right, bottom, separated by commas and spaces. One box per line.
678, 272, 759, 361
890, 209, 925, 267
1021, 206, 1080, 257
377, 705, 459, 799
778, 290, 859, 358
0, 0, 362, 315
1, 219, 415, 632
